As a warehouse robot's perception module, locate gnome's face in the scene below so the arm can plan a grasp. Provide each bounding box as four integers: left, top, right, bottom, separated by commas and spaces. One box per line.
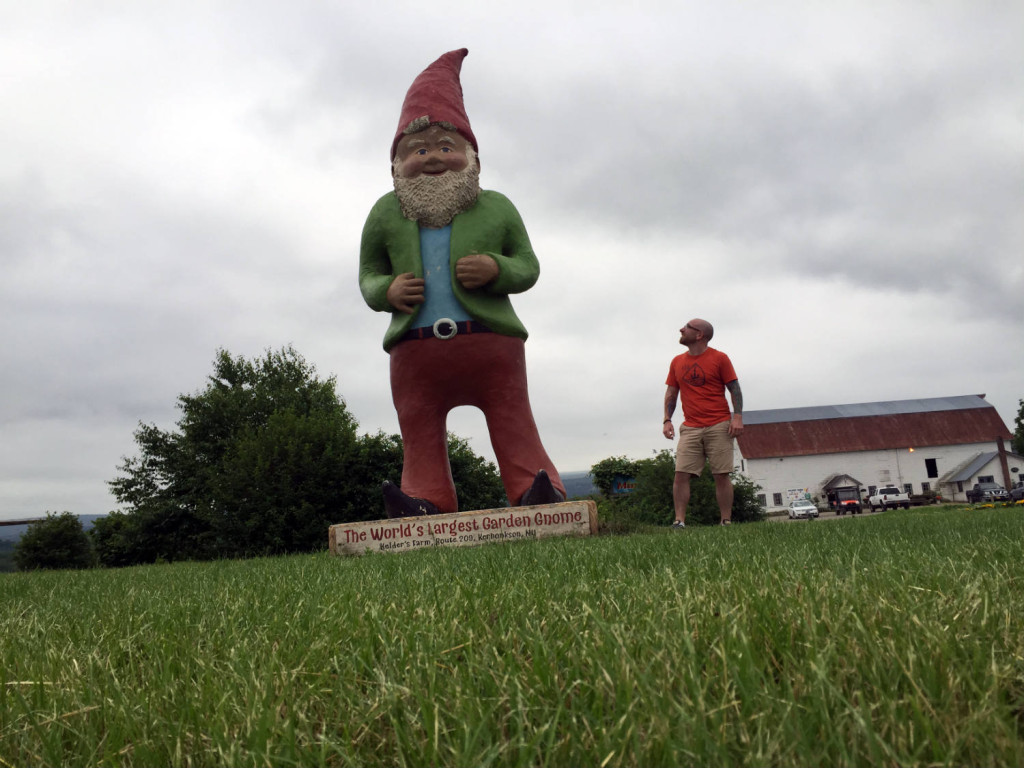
392, 125, 480, 228
393, 125, 474, 179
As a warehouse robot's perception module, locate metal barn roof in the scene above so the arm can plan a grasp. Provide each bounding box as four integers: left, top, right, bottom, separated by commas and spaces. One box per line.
742, 394, 992, 425
737, 395, 1012, 459
939, 450, 1024, 484
940, 452, 994, 483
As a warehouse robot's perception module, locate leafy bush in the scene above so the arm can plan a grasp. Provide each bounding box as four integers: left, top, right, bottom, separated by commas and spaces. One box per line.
14, 512, 96, 571
89, 511, 141, 569
0, 540, 16, 573
589, 455, 640, 497
590, 450, 765, 527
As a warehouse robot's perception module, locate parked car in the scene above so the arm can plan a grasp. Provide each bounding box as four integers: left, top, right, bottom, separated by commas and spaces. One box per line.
1008, 482, 1024, 502
787, 500, 819, 519
869, 486, 910, 511
966, 482, 1010, 503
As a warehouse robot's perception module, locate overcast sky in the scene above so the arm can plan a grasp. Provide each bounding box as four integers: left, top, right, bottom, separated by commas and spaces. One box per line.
2, 1, 1022, 521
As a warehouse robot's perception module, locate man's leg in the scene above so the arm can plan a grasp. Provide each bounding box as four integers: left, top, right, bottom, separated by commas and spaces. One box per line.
713, 473, 734, 524
673, 425, 705, 526
673, 472, 691, 524
705, 420, 736, 524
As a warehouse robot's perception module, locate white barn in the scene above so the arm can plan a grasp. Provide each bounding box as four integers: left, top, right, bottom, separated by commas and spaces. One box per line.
734, 395, 1019, 511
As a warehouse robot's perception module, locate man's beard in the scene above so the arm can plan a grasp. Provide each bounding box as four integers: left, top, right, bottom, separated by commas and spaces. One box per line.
393, 160, 480, 228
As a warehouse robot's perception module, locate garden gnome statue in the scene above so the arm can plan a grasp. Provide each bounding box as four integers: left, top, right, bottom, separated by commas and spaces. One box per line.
359, 48, 565, 518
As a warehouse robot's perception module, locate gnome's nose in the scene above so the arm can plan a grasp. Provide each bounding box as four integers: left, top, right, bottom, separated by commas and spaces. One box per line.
423, 154, 446, 172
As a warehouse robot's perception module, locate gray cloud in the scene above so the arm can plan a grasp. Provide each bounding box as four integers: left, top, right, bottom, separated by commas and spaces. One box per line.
1, 1, 1021, 520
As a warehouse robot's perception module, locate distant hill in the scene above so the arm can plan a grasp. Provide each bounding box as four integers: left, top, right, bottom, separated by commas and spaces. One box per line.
561, 471, 597, 499
0, 514, 107, 542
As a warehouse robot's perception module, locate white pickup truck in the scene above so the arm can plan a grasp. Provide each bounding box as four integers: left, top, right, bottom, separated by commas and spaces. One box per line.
868, 486, 910, 511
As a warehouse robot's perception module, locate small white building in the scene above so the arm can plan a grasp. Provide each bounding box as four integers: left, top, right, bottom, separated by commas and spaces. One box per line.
734, 394, 1019, 511
938, 449, 1024, 501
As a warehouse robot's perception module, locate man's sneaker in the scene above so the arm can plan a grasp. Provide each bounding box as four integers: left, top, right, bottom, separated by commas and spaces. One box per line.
671, 520, 686, 529
720, 519, 732, 526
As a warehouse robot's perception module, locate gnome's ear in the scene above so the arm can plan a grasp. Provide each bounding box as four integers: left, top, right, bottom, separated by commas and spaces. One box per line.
465, 144, 480, 173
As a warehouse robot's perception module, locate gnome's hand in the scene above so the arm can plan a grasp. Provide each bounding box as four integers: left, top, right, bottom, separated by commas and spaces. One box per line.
455, 254, 499, 290
387, 273, 426, 314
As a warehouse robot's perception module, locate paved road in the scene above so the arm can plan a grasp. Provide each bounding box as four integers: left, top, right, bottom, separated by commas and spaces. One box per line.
769, 508, 885, 523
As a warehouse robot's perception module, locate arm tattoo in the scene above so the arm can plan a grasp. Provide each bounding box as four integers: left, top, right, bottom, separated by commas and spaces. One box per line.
726, 380, 743, 415
664, 386, 678, 420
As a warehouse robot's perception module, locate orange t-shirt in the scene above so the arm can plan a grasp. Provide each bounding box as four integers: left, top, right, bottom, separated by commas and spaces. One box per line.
665, 347, 738, 428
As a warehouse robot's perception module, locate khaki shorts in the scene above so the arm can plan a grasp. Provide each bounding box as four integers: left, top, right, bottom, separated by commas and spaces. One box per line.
675, 420, 734, 475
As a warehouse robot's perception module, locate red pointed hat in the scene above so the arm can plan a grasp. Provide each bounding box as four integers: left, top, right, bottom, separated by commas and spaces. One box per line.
391, 48, 477, 160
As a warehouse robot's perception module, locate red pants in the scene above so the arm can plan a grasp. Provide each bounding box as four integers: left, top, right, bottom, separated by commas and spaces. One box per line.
389, 333, 564, 513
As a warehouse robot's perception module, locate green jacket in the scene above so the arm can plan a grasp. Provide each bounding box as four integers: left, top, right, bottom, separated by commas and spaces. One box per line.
359, 190, 540, 351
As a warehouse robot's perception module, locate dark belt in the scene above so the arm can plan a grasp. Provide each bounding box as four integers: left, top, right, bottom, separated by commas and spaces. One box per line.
399, 319, 493, 342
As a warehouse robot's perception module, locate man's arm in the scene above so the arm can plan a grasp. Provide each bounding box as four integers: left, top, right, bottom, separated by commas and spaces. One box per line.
663, 385, 679, 440
726, 379, 744, 437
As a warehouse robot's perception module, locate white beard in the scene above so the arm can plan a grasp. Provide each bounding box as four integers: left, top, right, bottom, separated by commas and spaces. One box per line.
393, 159, 481, 228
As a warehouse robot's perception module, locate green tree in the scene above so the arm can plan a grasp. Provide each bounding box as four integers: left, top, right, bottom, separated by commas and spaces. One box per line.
1013, 398, 1024, 456
106, 347, 362, 563
446, 433, 507, 511
102, 346, 507, 566
14, 512, 96, 571
344, 430, 405, 521
89, 511, 142, 568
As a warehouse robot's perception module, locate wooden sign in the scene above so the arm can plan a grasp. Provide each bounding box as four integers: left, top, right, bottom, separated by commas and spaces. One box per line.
329, 500, 597, 556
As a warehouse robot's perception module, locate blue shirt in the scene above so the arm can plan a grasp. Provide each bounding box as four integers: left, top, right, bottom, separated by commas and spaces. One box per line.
415, 226, 471, 328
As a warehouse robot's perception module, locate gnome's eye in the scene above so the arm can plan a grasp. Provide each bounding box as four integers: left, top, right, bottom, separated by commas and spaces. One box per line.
416, 148, 428, 155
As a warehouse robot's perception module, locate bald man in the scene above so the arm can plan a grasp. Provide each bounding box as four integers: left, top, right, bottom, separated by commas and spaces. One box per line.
662, 318, 744, 527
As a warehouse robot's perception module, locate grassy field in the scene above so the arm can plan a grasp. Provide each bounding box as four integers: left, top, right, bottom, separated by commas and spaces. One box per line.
2, 505, 1023, 767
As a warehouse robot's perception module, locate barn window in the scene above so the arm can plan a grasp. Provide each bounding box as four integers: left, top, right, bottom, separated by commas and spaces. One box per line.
772, 492, 783, 506
925, 458, 938, 478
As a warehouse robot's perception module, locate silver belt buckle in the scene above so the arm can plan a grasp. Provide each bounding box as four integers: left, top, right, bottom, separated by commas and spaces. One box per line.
432, 318, 458, 340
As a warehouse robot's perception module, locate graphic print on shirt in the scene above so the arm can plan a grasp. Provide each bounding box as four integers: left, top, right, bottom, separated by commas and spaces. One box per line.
683, 362, 707, 388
